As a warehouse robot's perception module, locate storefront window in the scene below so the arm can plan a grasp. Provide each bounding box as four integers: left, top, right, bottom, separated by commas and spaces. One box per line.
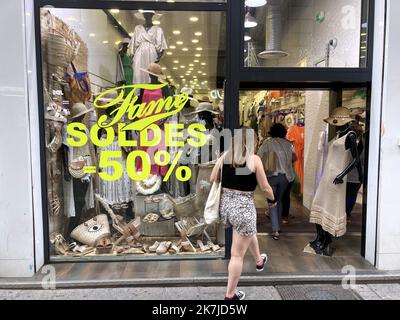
40, 6, 226, 260
244, 0, 369, 68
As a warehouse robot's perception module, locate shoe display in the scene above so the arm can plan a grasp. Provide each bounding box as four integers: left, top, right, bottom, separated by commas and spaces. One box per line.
156, 241, 172, 255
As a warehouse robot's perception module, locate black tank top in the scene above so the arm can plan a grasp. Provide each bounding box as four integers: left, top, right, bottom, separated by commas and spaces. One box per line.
221, 164, 258, 192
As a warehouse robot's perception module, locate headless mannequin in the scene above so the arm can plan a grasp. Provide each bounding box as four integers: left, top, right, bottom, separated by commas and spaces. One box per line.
310, 123, 362, 256
143, 13, 164, 63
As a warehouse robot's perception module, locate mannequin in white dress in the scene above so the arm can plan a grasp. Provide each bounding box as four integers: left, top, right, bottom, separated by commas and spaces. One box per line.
129, 11, 168, 86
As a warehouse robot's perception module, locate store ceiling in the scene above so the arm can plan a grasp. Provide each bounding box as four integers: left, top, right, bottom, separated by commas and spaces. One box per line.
111, 9, 226, 97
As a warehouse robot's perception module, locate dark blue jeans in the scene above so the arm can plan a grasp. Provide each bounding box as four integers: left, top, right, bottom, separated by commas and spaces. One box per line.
267, 174, 289, 232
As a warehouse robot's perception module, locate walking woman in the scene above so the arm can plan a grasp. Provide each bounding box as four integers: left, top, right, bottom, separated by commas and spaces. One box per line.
257, 123, 296, 241
210, 128, 275, 301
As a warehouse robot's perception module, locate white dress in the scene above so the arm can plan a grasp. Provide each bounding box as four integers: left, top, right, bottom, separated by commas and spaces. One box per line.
310, 133, 352, 237
129, 25, 168, 85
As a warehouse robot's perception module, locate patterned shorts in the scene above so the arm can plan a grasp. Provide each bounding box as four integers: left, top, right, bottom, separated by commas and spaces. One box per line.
220, 189, 257, 237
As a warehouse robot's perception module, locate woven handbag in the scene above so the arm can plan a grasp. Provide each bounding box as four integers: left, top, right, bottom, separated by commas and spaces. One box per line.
70, 214, 111, 247
64, 62, 92, 104
167, 194, 199, 218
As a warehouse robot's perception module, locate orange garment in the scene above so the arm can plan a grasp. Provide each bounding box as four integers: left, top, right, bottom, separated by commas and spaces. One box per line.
287, 125, 305, 193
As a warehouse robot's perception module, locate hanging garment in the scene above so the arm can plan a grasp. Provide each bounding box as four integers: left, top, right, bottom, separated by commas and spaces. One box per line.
98, 137, 134, 205
309, 133, 352, 237
117, 52, 134, 94
136, 88, 168, 176
129, 25, 168, 85
287, 124, 305, 193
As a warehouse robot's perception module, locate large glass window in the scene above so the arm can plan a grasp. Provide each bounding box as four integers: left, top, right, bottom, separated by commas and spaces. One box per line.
244, 0, 369, 68
40, 6, 226, 261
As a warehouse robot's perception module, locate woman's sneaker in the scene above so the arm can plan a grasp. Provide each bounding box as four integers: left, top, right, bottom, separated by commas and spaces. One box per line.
256, 253, 268, 272
224, 290, 246, 300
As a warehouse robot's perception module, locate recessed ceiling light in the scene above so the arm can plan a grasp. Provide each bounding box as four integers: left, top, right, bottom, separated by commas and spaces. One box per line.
129, 32, 134, 37
173, 30, 181, 35
89, 33, 96, 37
189, 68, 194, 71
102, 40, 109, 44
173, 60, 179, 63
162, 67, 167, 70
189, 64, 194, 67
203, 73, 207, 76
182, 48, 189, 52
118, 21, 122, 25
196, 47, 203, 51
169, 45, 176, 49
193, 76, 198, 78
245, 0, 267, 7
166, 52, 173, 55
198, 71, 202, 74
192, 39, 199, 44
190, 17, 199, 22
195, 54, 201, 57
110, 9, 120, 14
180, 65, 185, 68
201, 62, 207, 66
180, 76, 184, 78
173, 67, 178, 70
176, 41, 183, 45
194, 60, 200, 63
153, 21, 161, 25
195, 32, 202, 36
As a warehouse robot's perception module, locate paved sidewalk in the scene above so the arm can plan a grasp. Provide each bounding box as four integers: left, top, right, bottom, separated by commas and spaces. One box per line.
1, 284, 400, 300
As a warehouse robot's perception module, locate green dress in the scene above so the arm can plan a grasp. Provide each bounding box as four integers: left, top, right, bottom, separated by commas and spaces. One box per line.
121, 53, 133, 95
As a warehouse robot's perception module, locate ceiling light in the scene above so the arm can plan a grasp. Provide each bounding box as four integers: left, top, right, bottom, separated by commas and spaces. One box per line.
195, 54, 201, 57
196, 47, 203, 51
201, 62, 206, 66
173, 60, 179, 63
173, 67, 178, 70
102, 40, 109, 44
244, 33, 252, 41
110, 9, 120, 14
176, 41, 183, 45
169, 45, 176, 49
189, 64, 194, 67
115, 41, 121, 45
198, 71, 202, 74
195, 32, 203, 36
89, 33, 96, 37
166, 52, 173, 55
173, 30, 181, 35
245, 0, 267, 7
182, 48, 189, 51
190, 17, 199, 22
180, 65, 185, 68
189, 68, 194, 71
192, 39, 199, 44
193, 76, 198, 79
194, 60, 199, 63
203, 73, 207, 76
153, 21, 161, 25
245, 12, 257, 28
162, 67, 167, 70
129, 32, 134, 37
180, 76, 184, 78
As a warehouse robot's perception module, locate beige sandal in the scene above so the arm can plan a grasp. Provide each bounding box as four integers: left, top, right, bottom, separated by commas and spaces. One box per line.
207, 241, 221, 252
156, 241, 172, 255
197, 240, 211, 252
169, 240, 182, 254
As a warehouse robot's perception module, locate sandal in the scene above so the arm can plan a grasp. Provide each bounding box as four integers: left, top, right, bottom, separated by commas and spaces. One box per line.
197, 240, 211, 252
207, 241, 221, 252
169, 240, 182, 254
156, 241, 172, 255
50, 233, 70, 255
149, 241, 160, 253
181, 240, 196, 252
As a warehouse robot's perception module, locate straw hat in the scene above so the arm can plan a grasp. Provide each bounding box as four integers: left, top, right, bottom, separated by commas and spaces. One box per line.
135, 174, 162, 195
134, 10, 163, 21
70, 103, 94, 119
198, 96, 213, 103
324, 107, 354, 126
174, 87, 199, 108
140, 63, 166, 81
189, 102, 219, 115
94, 90, 120, 105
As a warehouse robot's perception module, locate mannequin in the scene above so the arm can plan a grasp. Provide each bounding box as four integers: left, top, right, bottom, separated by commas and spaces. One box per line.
308, 107, 362, 256
129, 11, 168, 86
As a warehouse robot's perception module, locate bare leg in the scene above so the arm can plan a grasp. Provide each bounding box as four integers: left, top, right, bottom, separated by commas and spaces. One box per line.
226, 231, 253, 297
248, 235, 262, 263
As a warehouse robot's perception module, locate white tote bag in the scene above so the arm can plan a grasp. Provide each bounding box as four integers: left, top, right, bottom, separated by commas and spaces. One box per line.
204, 162, 223, 225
